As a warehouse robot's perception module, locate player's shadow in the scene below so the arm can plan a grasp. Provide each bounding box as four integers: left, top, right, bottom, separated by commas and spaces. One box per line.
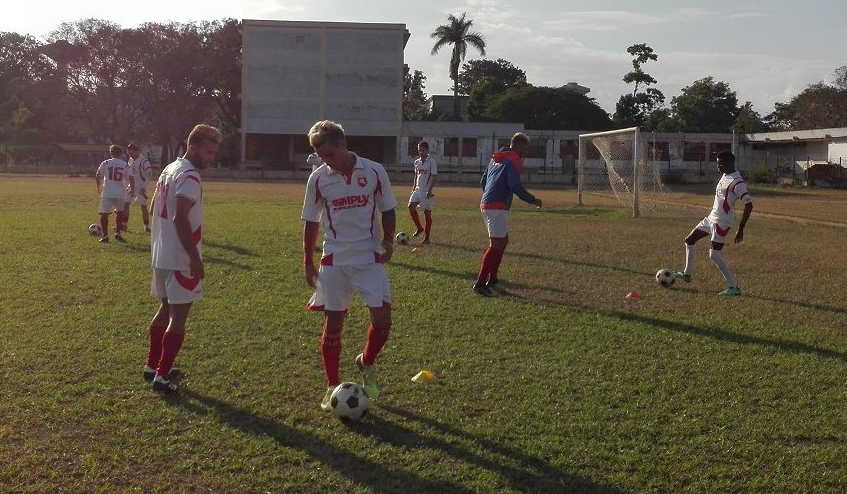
675, 286, 847, 316
391, 261, 573, 295
428, 242, 653, 277
203, 240, 257, 257
168, 390, 475, 494
362, 405, 631, 494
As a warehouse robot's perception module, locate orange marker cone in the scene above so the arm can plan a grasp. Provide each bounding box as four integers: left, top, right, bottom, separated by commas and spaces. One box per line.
625, 291, 641, 300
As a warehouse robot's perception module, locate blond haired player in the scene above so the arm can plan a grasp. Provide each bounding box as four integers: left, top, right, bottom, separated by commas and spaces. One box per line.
301, 120, 397, 410
125, 143, 152, 234
142, 124, 222, 393
95, 145, 129, 243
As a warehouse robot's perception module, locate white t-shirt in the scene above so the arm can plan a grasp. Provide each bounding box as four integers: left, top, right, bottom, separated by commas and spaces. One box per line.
301, 153, 397, 266
96, 158, 129, 199
413, 156, 438, 192
127, 156, 152, 189
708, 171, 752, 226
151, 158, 203, 271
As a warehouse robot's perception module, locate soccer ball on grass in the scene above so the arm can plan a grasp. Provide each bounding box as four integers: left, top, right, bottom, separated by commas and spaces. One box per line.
330, 382, 369, 422
655, 268, 675, 288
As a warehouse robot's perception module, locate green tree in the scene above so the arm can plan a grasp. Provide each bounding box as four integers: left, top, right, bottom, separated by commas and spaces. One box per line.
613, 43, 665, 127
732, 101, 767, 133
403, 65, 429, 121
430, 12, 486, 120
668, 76, 738, 132
456, 58, 526, 95
481, 86, 611, 130
767, 78, 847, 130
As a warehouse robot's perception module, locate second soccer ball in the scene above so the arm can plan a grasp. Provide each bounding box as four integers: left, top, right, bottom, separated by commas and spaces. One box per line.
395, 232, 409, 245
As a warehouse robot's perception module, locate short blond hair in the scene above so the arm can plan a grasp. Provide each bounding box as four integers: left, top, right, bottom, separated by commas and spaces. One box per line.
511, 132, 530, 146
187, 124, 223, 147
308, 120, 346, 148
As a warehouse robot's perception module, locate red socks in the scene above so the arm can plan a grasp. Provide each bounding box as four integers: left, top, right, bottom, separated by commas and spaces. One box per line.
424, 212, 432, 239
477, 247, 502, 283
156, 331, 184, 379
321, 329, 342, 387
489, 248, 504, 281
100, 215, 108, 236
146, 326, 166, 368
362, 323, 390, 366
410, 209, 423, 232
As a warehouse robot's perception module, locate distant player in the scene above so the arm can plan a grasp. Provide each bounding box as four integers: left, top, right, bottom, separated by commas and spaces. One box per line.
125, 143, 152, 234
95, 145, 129, 243
301, 120, 397, 410
307, 151, 323, 174
474, 133, 543, 297
674, 150, 753, 296
407, 141, 437, 244
142, 124, 222, 393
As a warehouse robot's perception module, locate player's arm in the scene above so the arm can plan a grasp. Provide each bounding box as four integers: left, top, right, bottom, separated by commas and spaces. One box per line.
480, 164, 488, 190
427, 160, 438, 198
303, 221, 320, 287
128, 174, 136, 196
174, 196, 203, 279
506, 163, 542, 208
95, 172, 102, 195
148, 183, 157, 216
735, 201, 753, 243
375, 166, 398, 261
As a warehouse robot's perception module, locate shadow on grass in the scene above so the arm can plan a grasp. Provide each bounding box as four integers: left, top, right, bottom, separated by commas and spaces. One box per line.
168, 390, 629, 493
427, 242, 654, 277
391, 261, 574, 295
675, 286, 847, 316
204, 240, 258, 257
368, 404, 631, 493
170, 390, 475, 494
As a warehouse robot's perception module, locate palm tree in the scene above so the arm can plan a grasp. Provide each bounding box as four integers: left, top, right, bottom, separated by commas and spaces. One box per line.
430, 12, 486, 120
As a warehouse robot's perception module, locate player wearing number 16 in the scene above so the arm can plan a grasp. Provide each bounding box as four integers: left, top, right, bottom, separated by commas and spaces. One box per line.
94, 145, 129, 243
142, 124, 223, 394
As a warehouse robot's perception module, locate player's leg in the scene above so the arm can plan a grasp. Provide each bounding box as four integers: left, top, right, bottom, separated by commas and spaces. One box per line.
99, 213, 109, 242
423, 208, 432, 244
153, 301, 191, 393
353, 263, 392, 399
115, 204, 127, 242
320, 310, 346, 409
709, 240, 741, 295
144, 299, 169, 381
487, 235, 508, 286
408, 201, 424, 236
123, 201, 131, 232
139, 195, 150, 233
474, 210, 506, 296
674, 223, 709, 281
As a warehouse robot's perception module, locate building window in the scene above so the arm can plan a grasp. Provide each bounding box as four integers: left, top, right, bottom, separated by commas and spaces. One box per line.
525, 138, 547, 159
647, 141, 670, 161
560, 139, 578, 158
462, 138, 478, 157
407, 136, 423, 157
497, 138, 510, 150
683, 142, 706, 161
444, 137, 459, 157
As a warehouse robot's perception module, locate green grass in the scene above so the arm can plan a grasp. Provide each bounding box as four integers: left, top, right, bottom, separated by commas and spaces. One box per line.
2, 176, 846, 493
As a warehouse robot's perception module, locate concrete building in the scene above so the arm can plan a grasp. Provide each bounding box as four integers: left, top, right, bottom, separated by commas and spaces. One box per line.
240, 19, 409, 169
427, 95, 470, 121
743, 127, 847, 169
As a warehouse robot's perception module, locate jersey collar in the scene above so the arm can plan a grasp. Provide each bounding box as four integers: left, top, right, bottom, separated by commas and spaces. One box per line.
326, 153, 363, 175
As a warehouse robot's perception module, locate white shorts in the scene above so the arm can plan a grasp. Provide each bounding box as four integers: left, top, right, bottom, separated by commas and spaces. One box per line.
133, 189, 149, 207
408, 189, 433, 210
99, 196, 125, 214
307, 263, 391, 312
150, 268, 203, 304
481, 209, 509, 238
695, 216, 732, 244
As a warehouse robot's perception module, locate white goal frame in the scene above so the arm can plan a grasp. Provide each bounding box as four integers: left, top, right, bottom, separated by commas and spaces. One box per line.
577, 126, 643, 218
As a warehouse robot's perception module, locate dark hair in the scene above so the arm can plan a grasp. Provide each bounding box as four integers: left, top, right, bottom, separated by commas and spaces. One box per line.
127, 143, 138, 150
717, 150, 735, 164
109, 145, 122, 156
418, 141, 429, 149
511, 132, 530, 146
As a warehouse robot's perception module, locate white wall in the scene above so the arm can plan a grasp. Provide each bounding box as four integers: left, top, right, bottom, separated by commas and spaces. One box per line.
829, 138, 847, 165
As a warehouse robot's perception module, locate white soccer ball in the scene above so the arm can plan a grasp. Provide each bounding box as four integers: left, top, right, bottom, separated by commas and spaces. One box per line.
395, 231, 409, 245
330, 382, 369, 422
656, 268, 675, 288
88, 223, 103, 237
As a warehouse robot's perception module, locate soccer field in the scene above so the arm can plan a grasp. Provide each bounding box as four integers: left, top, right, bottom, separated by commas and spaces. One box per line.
2, 176, 846, 493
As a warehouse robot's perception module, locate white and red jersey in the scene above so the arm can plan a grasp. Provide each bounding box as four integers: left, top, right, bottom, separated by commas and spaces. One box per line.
96, 158, 129, 199
307, 152, 323, 173
127, 155, 152, 189
301, 154, 397, 266
151, 158, 203, 271
707, 171, 752, 226
412, 155, 437, 192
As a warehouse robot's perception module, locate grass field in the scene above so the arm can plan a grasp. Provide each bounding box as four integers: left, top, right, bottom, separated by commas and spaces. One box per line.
2, 175, 846, 493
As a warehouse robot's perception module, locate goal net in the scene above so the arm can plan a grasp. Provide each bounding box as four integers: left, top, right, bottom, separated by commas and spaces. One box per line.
577, 127, 665, 217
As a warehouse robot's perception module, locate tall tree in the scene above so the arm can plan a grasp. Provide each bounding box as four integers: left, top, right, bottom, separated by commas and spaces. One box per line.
430, 12, 486, 120
732, 101, 767, 133
481, 85, 611, 130
456, 58, 526, 95
613, 43, 665, 127
403, 65, 429, 121
668, 76, 738, 133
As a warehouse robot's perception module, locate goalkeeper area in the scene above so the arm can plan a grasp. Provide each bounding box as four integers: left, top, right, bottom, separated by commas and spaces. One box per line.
578, 127, 668, 217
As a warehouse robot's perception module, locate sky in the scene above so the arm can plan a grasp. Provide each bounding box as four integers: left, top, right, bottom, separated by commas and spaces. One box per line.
2, 0, 844, 115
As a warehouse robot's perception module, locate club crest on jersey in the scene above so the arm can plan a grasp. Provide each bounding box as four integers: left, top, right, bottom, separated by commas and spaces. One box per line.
357, 175, 368, 187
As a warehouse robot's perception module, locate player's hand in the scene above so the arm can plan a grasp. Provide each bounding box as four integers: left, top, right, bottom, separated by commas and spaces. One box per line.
190, 255, 205, 280
426, 192, 434, 199
380, 239, 394, 262
734, 230, 744, 244
534, 198, 543, 208
304, 262, 318, 288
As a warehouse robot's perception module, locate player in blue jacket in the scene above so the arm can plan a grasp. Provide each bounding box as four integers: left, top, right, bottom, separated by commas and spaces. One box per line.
474, 132, 543, 296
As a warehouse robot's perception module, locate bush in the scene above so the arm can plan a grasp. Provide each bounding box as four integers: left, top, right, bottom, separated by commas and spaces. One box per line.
749, 166, 777, 184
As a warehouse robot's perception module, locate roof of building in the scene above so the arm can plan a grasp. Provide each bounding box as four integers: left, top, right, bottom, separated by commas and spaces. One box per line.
242, 19, 410, 47
745, 127, 847, 142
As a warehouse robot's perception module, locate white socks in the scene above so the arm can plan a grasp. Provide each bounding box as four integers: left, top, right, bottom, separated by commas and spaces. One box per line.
683, 244, 696, 275
709, 249, 738, 288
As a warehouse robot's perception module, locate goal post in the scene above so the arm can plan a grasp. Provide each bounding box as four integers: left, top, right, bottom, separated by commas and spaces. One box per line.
578, 127, 661, 218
